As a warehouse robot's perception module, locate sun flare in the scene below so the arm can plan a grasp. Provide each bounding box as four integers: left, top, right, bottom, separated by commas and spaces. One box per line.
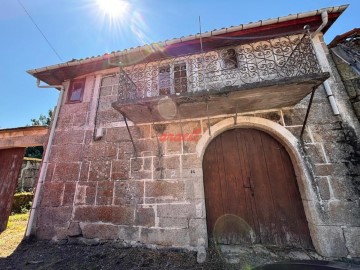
96, 0, 129, 19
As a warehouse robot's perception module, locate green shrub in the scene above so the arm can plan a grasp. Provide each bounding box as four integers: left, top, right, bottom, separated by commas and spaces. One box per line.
12, 192, 34, 214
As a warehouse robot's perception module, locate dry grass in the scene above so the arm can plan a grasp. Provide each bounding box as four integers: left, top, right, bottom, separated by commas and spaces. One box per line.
0, 213, 29, 258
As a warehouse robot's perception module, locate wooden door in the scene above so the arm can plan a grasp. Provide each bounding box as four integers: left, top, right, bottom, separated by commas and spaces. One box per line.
0, 148, 25, 232
203, 128, 312, 248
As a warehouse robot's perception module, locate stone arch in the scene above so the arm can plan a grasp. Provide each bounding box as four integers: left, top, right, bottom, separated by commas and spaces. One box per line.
196, 116, 320, 250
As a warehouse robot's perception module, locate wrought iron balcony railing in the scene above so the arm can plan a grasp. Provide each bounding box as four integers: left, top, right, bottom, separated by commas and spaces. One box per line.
114, 32, 321, 104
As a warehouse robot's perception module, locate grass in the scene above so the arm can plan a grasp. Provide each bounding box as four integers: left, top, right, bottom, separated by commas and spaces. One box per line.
0, 213, 29, 258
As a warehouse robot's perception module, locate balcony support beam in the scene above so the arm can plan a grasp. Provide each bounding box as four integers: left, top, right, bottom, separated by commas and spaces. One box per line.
123, 113, 138, 157
300, 87, 316, 139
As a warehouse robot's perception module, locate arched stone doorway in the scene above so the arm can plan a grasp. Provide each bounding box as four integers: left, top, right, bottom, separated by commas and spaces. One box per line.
202, 127, 312, 248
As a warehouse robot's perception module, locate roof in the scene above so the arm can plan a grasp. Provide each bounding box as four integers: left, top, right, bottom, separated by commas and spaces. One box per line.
28, 5, 348, 87
0, 126, 48, 149
328, 28, 360, 48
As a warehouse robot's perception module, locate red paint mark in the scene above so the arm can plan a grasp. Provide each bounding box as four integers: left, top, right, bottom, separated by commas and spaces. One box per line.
159, 128, 202, 142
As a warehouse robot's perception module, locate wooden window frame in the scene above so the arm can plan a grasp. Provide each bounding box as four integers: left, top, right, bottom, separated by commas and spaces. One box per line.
66, 78, 85, 104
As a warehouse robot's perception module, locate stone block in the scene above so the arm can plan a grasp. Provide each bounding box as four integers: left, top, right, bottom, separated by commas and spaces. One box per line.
73, 206, 135, 225
84, 142, 117, 161
101, 76, 118, 87
74, 206, 110, 223
68, 222, 82, 237
131, 158, 143, 172
158, 217, 189, 229
182, 168, 203, 179
111, 206, 135, 225
60, 102, 89, 117
344, 227, 360, 256
53, 162, 81, 182
37, 206, 72, 227
323, 142, 354, 163
100, 86, 113, 96
98, 95, 117, 111
189, 218, 207, 247
153, 167, 181, 180
325, 200, 360, 226
315, 177, 331, 200
157, 204, 195, 219
130, 170, 152, 180
143, 157, 152, 170
57, 114, 73, 129
165, 140, 182, 154
255, 111, 283, 125
303, 143, 327, 164
309, 123, 344, 143
330, 177, 357, 200
135, 206, 155, 227
96, 181, 114, 205
53, 130, 85, 145
81, 223, 120, 239
40, 182, 64, 207
145, 181, 185, 202
308, 224, 348, 257
79, 161, 90, 182
153, 156, 180, 170
36, 225, 55, 240
111, 160, 130, 180
118, 142, 135, 158
183, 140, 197, 154
104, 127, 131, 142
285, 126, 312, 143
44, 162, 55, 182
182, 154, 201, 169
97, 110, 123, 125
89, 161, 111, 181
313, 164, 333, 177
50, 144, 83, 163
137, 139, 160, 156
119, 226, 140, 242
140, 228, 190, 247
114, 181, 144, 205
73, 112, 88, 127
282, 108, 306, 126
63, 182, 76, 206
202, 117, 226, 133
84, 129, 94, 145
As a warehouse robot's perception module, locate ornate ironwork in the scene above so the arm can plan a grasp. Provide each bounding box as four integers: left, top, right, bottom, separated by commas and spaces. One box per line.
114, 32, 321, 103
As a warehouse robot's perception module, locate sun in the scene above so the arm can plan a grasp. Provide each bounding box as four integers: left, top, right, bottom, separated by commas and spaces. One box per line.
96, 0, 129, 19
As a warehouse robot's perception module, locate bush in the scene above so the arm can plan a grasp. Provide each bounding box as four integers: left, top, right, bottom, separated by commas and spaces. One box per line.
12, 192, 33, 214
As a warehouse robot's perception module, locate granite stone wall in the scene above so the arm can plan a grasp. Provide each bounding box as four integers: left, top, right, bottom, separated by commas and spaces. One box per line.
34, 39, 360, 257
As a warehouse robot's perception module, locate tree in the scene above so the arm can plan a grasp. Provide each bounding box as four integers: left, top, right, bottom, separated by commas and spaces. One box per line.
25, 109, 53, 159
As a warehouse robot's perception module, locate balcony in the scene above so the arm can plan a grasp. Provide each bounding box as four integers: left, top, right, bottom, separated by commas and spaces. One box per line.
112, 33, 329, 123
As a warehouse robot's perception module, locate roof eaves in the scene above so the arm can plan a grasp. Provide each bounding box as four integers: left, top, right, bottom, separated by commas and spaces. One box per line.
27, 5, 348, 78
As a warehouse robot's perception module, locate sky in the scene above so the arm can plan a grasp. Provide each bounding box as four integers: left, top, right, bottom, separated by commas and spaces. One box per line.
0, 0, 358, 129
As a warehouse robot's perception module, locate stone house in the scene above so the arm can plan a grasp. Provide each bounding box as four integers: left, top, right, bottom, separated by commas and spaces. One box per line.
26, 5, 360, 260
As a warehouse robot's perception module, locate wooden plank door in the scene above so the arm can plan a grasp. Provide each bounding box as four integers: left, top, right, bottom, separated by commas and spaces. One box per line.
203, 128, 312, 248
0, 148, 25, 232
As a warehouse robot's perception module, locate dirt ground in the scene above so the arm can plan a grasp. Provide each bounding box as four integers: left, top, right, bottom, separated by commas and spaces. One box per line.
0, 239, 235, 270
1, 239, 360, 270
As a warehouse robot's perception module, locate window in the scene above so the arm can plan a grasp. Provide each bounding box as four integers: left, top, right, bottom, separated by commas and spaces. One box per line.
174, 63, 187, 93
67, 78, 85, 103
158, 63, 188, 95
223, 48, 238, 69
158, 65, 171, 95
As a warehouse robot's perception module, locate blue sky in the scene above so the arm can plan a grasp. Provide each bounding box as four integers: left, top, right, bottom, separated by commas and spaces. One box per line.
0, 0, 358, 129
